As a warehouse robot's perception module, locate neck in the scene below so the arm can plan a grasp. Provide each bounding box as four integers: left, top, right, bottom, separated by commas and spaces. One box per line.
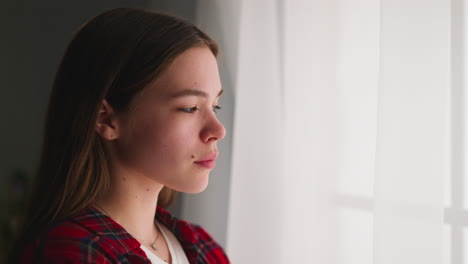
94, 164, 164, 242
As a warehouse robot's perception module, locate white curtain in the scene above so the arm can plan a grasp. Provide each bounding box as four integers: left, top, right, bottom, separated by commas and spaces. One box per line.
226, 0, 451, 263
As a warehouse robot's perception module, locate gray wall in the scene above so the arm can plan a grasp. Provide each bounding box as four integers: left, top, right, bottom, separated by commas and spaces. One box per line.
179, 0, 241, 249
0, 0, 234, 248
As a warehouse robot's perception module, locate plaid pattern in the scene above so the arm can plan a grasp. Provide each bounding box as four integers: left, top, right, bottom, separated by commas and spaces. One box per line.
21, 206, 230, 263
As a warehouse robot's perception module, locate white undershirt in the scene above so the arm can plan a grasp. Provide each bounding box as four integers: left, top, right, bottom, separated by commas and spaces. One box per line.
140, 221, 189, 264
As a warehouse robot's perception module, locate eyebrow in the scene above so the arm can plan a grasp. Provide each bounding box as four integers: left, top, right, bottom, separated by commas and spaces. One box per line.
169, 88, 224, 99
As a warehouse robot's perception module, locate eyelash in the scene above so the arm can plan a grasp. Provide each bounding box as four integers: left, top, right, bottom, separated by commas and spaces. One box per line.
179, 106, 222, 114
213, 105, 222, 113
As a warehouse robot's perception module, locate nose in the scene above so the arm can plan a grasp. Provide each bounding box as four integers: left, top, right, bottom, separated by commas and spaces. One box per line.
200, 113, 226, 143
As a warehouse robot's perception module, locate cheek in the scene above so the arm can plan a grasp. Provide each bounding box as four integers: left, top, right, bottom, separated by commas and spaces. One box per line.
116, 115, 210, 192
131, 121, 172, 161
122, 115, 199, 167
162, 124, 202, 163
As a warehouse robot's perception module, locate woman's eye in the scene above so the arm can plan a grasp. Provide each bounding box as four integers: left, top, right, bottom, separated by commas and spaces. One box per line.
179, 106, 199, 113
212, 105, 222, 113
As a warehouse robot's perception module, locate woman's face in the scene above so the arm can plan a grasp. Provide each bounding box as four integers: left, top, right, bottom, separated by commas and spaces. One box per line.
113, 47, 226, 193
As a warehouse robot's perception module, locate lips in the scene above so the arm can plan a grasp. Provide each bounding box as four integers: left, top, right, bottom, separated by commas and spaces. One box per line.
194, 152, 218, 169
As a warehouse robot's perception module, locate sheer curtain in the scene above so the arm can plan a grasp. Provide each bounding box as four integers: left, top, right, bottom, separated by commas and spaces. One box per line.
226, 0, 450, 264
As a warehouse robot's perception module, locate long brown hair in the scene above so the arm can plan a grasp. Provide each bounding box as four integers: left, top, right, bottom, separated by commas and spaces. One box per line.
9, 7, 218, 260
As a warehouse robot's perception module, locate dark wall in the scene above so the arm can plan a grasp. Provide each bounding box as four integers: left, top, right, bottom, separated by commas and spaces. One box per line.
0, 0, 196, 184
0, 1, 197, 260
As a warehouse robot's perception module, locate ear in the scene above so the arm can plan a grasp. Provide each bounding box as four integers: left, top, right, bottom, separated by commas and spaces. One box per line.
95, 99, 119, 140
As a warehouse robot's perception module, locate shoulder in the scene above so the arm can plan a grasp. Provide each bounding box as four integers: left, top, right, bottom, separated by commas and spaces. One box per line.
20, 207, 142, 264
189, 223, 230, 263
156, 207, 230, 263
21, 219, 113, 264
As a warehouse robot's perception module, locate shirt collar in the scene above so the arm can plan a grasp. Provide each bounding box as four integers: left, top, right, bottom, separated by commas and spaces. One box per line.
71, 205, 200, 259
72, 206, 141, 254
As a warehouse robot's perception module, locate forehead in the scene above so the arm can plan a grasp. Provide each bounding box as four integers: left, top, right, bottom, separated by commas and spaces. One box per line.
145, 47, 222, 99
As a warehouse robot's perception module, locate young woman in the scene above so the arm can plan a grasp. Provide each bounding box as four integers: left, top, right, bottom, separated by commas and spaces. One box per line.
9, 8, 229, 264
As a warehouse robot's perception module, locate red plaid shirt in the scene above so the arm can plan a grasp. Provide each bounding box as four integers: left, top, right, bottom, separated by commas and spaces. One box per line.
20, 206, 230, 263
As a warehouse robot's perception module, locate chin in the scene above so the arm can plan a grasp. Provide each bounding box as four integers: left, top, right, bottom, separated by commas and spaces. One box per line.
184, 182, 209, 194
176, 177, 210, 194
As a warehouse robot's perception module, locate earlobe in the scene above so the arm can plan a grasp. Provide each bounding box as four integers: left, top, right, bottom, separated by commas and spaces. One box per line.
95, 99, 119, 140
